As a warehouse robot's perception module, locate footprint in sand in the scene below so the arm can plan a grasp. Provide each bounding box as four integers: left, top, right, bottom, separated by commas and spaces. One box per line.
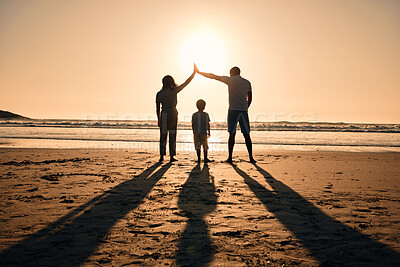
353, 208, 372, 213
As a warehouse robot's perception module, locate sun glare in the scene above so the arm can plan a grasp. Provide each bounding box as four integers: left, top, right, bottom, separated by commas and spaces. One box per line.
179, 31, 228, 74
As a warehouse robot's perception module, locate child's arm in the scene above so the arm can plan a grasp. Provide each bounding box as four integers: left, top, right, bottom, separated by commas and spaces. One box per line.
207, 115, 211, 137
191, 114, 195, 133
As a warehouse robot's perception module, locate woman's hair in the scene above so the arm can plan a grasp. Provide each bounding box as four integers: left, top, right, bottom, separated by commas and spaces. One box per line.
162, 75, 176, 89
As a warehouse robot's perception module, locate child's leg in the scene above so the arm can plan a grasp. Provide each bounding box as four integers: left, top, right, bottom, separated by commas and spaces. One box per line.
196, 149, 201, 162
204, 147, 208, 162
194, 134, 201, 162
203, 136, 210, 162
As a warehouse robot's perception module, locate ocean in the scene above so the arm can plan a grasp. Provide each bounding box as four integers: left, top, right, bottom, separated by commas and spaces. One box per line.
0, 120, 399, 152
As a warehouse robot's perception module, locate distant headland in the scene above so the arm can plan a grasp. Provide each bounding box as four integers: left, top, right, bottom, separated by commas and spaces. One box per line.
0, 110, 31, 120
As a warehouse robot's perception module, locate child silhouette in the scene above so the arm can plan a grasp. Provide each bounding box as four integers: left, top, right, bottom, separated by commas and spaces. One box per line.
191, 99, 211, 162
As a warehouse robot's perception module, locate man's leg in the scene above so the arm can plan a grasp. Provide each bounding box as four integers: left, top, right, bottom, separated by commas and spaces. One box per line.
243, 133, 256, 163
227, 132, 236, 162
238, 111, 256, 163
227, 110, 238, 163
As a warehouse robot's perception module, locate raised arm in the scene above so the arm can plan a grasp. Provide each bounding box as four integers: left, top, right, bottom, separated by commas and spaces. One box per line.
197, 70, 223, 81
175, 64, 197, 93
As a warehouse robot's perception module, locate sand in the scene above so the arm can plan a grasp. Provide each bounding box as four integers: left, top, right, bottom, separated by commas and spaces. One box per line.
0, 148, 399, 266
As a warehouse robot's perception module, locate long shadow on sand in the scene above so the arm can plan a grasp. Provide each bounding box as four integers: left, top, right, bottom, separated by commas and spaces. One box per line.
177, 163, 217, 266
233, 164, 400, 266
0, 161, 171, 266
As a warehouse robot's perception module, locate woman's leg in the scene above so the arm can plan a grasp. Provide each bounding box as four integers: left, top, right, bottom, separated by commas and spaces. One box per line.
159, 112, 168, 160
169, 130, 177, 158
168, 109, 178, 160
159, 131, 167, 159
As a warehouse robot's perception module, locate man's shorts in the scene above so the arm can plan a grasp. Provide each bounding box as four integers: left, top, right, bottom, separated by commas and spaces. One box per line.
227, 110, 250, 134
193, 133, 208, 150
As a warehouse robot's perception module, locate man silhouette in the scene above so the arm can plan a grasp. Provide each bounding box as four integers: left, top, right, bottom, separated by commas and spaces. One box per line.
196, 65, 256, 163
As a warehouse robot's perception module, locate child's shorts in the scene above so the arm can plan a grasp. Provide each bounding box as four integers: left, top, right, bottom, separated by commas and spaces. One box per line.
193, 133, 208, 150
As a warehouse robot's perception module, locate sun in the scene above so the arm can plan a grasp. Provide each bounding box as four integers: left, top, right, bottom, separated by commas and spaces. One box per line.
179, 31, 228, 74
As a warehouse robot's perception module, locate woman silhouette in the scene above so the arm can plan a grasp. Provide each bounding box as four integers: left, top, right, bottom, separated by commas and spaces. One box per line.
156, 64, 197, 162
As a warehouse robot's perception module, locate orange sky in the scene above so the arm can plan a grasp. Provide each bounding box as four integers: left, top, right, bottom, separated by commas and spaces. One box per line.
1, 0, 399, 123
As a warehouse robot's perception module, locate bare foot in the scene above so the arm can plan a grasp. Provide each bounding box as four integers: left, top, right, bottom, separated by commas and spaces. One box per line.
225, 158, 233, 164
250, 158, 257, 164
170, 157, 178, 162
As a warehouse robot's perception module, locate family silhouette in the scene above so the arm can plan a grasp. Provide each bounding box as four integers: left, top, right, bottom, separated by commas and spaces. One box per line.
1, 66, 399, 267
156, 64, 255, 163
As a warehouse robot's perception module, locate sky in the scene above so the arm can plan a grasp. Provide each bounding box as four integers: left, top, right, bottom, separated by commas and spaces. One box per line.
1, 0, 399, 123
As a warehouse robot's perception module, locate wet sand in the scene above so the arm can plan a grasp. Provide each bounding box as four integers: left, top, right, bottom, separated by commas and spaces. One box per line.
0, 148, 399, 266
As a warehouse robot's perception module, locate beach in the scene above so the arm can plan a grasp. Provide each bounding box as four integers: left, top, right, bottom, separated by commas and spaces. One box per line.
2, 0, 400, 265
0, 148, 399, 266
